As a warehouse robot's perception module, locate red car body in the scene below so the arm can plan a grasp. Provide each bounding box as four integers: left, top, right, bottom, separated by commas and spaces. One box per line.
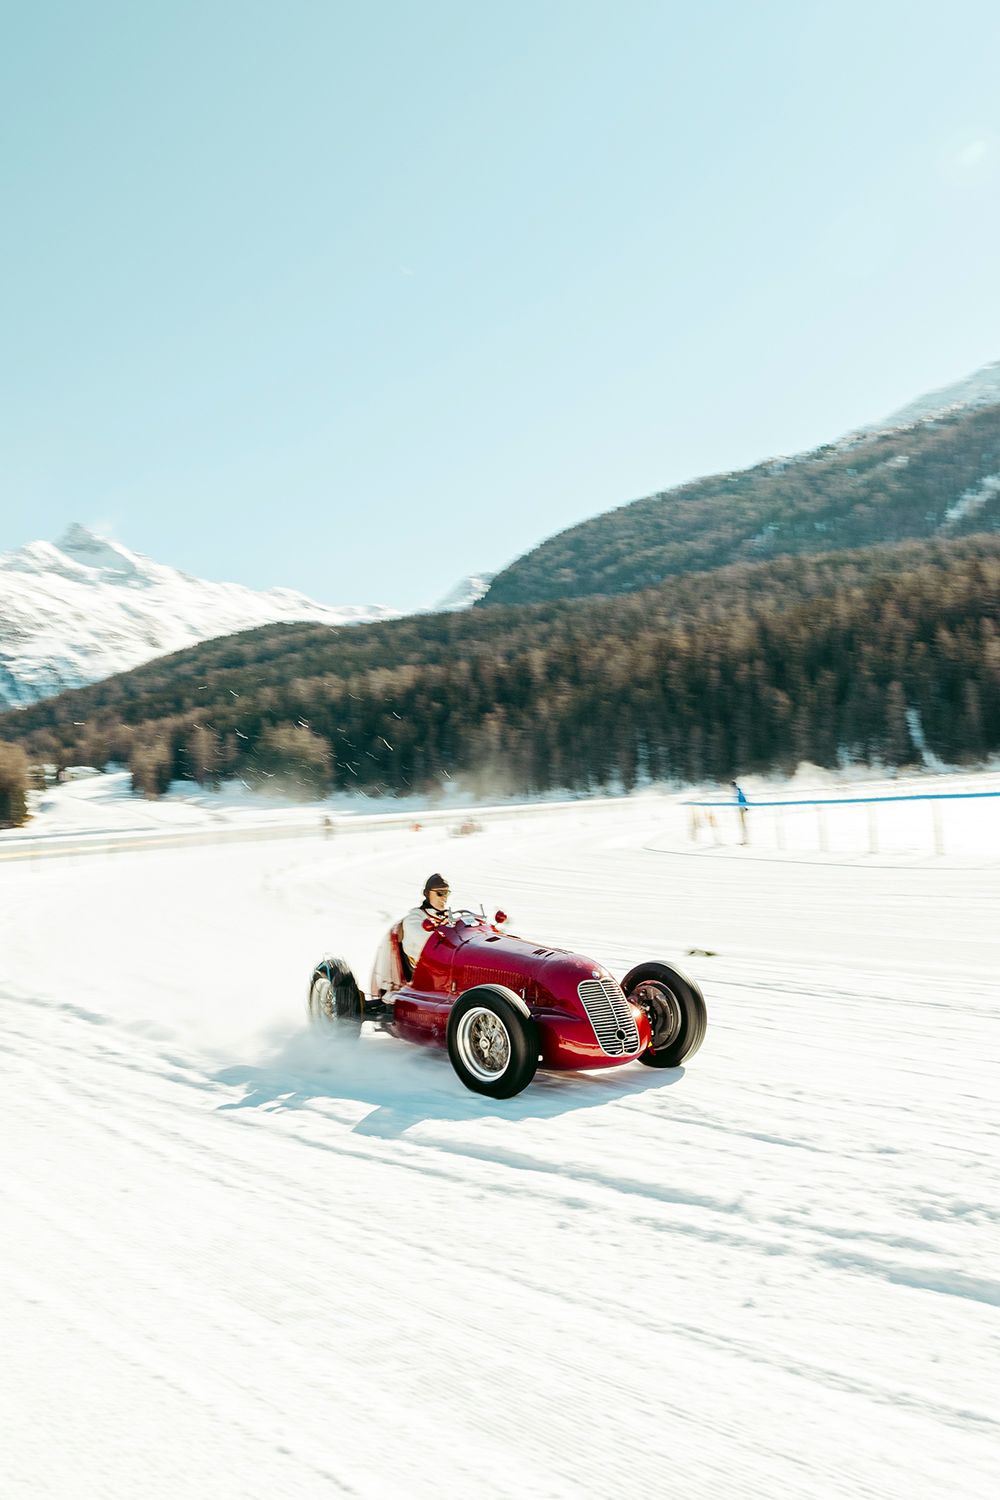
389, 913, 653, 1071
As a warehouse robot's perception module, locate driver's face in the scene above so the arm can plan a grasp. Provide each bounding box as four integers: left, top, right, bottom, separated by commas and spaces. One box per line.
427, 886, 450, 912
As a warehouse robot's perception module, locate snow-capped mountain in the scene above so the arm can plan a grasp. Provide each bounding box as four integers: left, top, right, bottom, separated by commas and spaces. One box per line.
0, 524, 399, 710
433, 572, 495, 611
857, 358, 1000, 436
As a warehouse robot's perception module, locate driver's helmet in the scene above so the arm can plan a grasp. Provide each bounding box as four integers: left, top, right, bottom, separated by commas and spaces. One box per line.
423, 873, 450, 903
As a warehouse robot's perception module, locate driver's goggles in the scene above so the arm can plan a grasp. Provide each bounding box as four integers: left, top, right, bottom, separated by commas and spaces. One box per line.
430, 888, 450, 897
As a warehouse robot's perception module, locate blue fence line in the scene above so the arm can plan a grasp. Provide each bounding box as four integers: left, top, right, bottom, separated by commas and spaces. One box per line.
685, 790, 1000, 808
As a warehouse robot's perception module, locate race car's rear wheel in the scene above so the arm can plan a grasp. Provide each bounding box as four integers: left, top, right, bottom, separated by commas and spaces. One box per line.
622, 961, 707, 1068
447, 985, 538, 1099
308, 957, 364, 1025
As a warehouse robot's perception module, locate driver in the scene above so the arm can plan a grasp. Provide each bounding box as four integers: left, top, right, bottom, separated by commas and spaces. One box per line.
368, 873, 453, 1017
402, 873, 452, 972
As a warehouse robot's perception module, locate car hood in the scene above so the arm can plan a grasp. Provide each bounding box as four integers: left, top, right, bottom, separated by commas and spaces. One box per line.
537, 949, 619, 1002
454, 923, 615, 1007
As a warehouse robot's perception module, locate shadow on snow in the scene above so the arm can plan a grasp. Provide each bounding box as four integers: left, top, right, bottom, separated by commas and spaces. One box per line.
211, 1022, 685, 1136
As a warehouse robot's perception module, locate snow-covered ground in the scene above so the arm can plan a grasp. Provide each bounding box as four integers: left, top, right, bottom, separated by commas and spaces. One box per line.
1, 776, 998, 1498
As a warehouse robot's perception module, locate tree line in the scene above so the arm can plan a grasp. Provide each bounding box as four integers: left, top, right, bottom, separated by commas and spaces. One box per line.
1, 533, 997, 805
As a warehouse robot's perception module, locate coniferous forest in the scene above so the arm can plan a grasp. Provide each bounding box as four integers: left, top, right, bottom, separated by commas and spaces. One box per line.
1, 534, 997, 803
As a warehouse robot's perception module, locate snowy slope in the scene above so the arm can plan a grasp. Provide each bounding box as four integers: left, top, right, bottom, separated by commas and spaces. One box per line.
856, 358, 1000, 435
1, 780, 998, 1498
433, 572, 495, 610
0, 524, 399, 709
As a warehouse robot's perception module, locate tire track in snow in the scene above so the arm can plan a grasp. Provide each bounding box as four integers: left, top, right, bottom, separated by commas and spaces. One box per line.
6, 999, 998, 1464
5, 985, 998, 1317
4, 801, 1000, 1499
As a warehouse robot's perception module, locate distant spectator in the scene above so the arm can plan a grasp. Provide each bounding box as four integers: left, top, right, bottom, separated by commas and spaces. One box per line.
731, 782, 749, 844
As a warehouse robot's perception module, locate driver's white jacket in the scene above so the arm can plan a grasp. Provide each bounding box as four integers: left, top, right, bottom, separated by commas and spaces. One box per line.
401, 904, 450, 971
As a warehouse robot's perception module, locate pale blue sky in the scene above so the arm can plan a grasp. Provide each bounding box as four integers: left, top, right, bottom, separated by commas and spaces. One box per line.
2, 0, 999, 609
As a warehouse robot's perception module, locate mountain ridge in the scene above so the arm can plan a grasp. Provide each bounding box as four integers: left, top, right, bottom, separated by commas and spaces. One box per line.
482, 388, 1000, 608
0, 525, 399, 710
856, 358, 1000, 436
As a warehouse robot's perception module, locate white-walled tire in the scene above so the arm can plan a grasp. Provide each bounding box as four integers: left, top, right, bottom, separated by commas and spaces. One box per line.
308, 957, 364, 1025
447, 985, 538, 1099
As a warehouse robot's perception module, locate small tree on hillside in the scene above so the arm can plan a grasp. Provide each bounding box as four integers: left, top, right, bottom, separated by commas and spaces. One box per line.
0, 741, 30, 827
254, 723, 332, 794
130, 738, 173, 798
186, 725, 221, 787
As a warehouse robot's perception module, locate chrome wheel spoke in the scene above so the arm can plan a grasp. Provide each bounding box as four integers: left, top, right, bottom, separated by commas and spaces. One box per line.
310, 976, 339, 1022
457, 1007, 512, 1080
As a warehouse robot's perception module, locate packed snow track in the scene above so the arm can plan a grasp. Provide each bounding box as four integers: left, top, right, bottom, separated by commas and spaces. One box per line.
1, 789, 998, 1499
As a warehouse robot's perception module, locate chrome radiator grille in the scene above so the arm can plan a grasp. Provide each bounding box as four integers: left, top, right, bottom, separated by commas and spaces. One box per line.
577, 979, 641, 1056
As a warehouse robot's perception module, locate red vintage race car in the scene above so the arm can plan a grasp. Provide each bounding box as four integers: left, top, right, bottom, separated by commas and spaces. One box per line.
308, 909, 707, 1099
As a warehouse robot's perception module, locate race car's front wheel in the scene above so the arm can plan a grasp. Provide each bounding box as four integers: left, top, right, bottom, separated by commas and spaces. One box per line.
447, 985, 538, 1099
308, 957, 364, 1025
622, 961, 707, 1068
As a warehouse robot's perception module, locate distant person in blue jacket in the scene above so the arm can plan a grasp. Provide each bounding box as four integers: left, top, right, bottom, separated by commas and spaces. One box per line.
731, 782, 748, 844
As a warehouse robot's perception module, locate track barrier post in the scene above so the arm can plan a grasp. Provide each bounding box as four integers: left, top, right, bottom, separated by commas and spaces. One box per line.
681, 786, 999, 861
868, 803, 878, 855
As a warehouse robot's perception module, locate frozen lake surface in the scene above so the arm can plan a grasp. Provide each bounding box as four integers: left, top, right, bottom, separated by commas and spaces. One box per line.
1, 774, 998, 1497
